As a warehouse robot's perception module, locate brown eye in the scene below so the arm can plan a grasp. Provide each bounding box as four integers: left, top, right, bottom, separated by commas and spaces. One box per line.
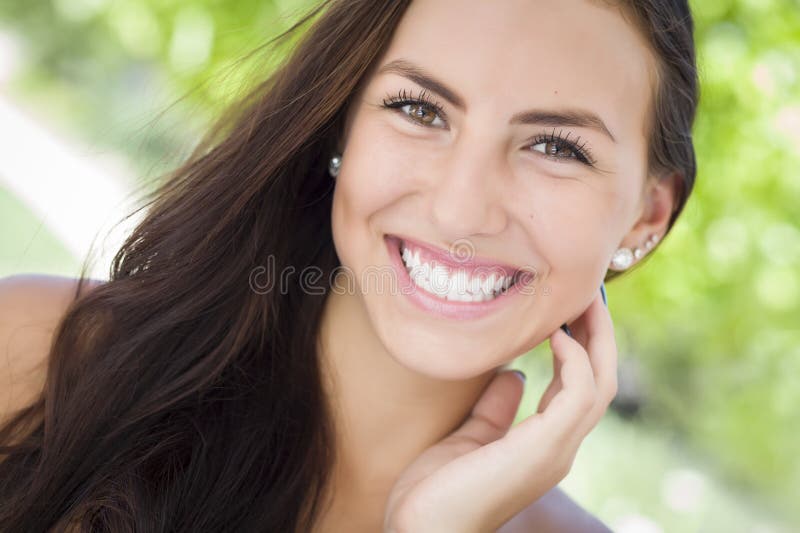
401, 102, 445, 127
382, 90, 448, 129
532, 141, 577, 160
528, 130, 596, 166
410, 104, 436, 125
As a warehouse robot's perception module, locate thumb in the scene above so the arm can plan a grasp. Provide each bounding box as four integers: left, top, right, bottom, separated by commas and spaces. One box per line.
447, 370, 526, 446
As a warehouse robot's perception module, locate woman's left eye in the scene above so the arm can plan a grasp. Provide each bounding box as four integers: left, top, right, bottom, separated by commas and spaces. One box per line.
531, 140, 579, 161
527, 131, 596, 166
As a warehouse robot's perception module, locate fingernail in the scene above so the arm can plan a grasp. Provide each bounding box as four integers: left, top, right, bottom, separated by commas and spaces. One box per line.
511, 369, 527, 383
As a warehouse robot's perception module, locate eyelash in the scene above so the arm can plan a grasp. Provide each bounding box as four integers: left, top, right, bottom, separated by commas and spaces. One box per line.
381, 88, 598, 167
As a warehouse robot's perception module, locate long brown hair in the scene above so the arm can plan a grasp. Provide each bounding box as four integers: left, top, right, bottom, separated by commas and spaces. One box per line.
0, 1, 698, 531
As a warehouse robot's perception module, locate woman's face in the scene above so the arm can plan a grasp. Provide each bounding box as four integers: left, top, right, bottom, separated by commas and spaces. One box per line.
331, 0, 673, 379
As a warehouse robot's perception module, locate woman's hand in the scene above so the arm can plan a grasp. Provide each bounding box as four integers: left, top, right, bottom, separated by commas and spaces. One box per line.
382, 289, 618, 533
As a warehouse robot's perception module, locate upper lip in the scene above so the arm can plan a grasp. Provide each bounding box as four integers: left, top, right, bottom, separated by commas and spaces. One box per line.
389, 234, 522, 277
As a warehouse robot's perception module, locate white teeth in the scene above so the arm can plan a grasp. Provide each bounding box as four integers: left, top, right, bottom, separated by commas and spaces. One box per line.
481, 275, 494, 295
493, 276, 504, 293
468, 276, 483, 294
399, 242, 515, 301
454, 270, 468, 293
418, 275, 436, 295
446, 283, 461, 301
430, 266, 450, 297
410, 267, 425, 286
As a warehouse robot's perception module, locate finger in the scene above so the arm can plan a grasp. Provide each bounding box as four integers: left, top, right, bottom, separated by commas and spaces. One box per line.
447, 370, 526, 447
502, 326, 596, 468
422, 304, 611, 529
536, 326, 597, 437
537, 337, 565, 413
536, 375, 561, 414
535, 291, 615, 439
556, 290, 618, 439
385, 370, 528, 518
409, 301, 609, 529
583, 291, 618, 405
561, 292, 599, 352
562, 290, 614, 383
434, 328, 595, 524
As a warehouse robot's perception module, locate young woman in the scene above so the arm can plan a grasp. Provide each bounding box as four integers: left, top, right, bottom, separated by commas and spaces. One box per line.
0, 0, 698, 531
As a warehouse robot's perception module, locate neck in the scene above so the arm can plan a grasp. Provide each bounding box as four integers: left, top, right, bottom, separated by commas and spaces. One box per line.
316, 277, 498, 499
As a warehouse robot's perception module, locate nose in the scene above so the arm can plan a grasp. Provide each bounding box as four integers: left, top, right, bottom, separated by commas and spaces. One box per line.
427, 135, 508, 239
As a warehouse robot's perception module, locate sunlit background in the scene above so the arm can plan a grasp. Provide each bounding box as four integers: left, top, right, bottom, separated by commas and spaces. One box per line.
0, 1, 798, 531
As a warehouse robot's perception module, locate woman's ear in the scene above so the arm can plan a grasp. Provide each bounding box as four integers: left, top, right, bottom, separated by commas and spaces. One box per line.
622, 170, 684, 245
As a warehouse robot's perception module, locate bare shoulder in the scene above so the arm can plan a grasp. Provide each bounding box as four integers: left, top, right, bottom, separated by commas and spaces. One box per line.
0, 273, 106, 424
497, 485, 613, 533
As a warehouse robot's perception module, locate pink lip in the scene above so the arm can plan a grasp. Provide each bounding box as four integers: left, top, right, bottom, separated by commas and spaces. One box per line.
383, 234, 536, 321
391, 234, 520, 278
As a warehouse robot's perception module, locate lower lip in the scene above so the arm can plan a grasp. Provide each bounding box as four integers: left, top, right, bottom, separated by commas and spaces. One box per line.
384, 235, 533, 320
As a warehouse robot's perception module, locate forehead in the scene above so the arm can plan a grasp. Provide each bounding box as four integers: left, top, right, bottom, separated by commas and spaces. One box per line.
374, 0, 657, 143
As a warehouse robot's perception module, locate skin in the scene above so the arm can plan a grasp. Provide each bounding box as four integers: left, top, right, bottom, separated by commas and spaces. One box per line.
315, 0, 682, 529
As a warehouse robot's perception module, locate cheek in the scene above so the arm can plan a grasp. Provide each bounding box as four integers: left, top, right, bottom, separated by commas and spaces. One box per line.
338, 121, 417, 215
521, 182, 619, 275
330, 120, 417, 269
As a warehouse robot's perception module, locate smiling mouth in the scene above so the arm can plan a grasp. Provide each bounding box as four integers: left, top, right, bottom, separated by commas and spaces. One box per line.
391, 236, 524, 303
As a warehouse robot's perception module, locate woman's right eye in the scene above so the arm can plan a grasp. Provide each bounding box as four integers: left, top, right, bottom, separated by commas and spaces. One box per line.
382, 92, 448, 129
398, 102, 447, 128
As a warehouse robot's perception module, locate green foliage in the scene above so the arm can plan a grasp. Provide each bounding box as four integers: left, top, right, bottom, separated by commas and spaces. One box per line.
606, 0, 800, 517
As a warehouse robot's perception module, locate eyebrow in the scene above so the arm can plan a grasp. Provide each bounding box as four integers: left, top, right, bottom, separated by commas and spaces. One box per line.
377, 59, 617, 143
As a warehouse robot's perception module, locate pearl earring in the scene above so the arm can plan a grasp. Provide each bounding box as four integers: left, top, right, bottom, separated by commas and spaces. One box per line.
609, 233, 660, 271
328, 153, 342, 178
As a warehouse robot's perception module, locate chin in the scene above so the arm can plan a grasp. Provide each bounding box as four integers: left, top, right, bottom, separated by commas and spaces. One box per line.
366, 297, 518, 380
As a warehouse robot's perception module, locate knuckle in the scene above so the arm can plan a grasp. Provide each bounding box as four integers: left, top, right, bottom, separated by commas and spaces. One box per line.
609, 378, 619, 401
581, 389, 596, 412
389, 497, 434, 532
603, 378, 618, 403
583, 396, 595, 412
558, 460, 573, 479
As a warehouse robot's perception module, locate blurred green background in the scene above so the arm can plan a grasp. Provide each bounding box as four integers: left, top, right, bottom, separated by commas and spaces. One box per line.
0, 1, 797, 531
